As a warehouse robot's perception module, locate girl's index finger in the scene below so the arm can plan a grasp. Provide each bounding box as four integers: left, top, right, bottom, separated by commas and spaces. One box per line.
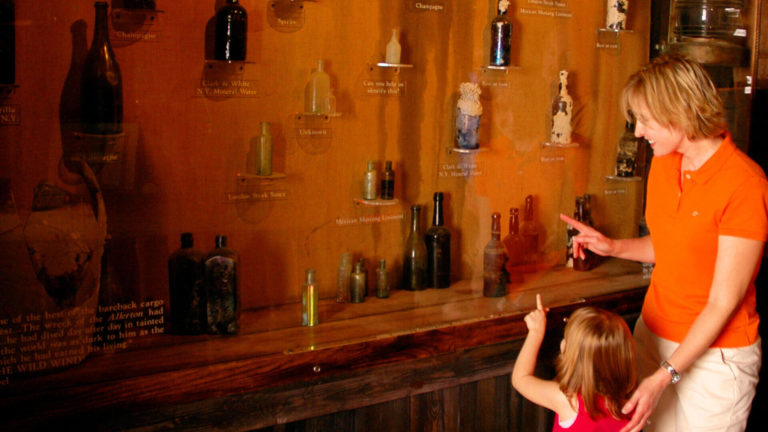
536, 293, 544, 311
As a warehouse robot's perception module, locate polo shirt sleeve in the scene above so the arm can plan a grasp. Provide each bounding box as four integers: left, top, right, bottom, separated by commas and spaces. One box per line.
719, 175, 768, 242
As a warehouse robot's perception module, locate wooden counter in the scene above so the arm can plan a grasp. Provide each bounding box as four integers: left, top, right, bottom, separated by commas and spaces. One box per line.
0, 259, 648, 431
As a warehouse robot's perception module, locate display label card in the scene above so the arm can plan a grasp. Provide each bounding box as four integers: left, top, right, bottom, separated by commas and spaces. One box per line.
196, 79, 262, 98
438, 161, 484, 178
410, 1, 446, 12
519, 0, 573, 19
335, 212, 404, 227
0, 104, 20, 126
362, 79, 406, 97
225, 190, 289, 203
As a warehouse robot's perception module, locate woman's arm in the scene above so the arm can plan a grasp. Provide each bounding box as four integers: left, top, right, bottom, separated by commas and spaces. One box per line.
620, 235, 764, 432
511, 295, 573, 418
559, 214, 655, 263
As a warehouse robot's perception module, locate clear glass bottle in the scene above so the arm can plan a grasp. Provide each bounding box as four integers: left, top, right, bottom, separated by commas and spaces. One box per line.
521, 195, 539, 267
385, 29, 401, 64
615, 121, 639, 177
81, 1, 122, 135
350, 261, 366, 303
402, 205, 427, 291
204, 235, 240, 334
247, 121, 273, 176
214, 0, 247, 61
168, 233, 206, 334
302, 269, 318, 326
483, 212, 507, 297
363, 160, 377, 200
425, 192, 451, 288
336, 252, 352, 303
490, 0, 512, 66
503, 208, 525, 281
381, 161, 395, 200
376, 259, 390, 298
304, 59, 331, 114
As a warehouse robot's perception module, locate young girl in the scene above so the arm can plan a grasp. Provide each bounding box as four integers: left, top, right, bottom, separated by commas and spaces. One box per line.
512, 294, 637, 431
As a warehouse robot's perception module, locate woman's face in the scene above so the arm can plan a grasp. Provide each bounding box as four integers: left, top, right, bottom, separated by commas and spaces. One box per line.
632, 102, 685, 157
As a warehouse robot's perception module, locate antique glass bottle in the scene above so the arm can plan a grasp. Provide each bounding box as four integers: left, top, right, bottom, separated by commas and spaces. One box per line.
490, 0, 512, 66
168, 233, 206, 334
304, 59, 330, 114
521, 195, 539, 266
0, 0, 14, 85
363, 161, 377, 200
204, 235, 240, 334
302, 269, 318, 326
402, 205, 427, 291
247, 121, 273, 176
385, 29, 401, 64
550, 70, 573, 146
606, 0, 628, 30
82, 1, 123, 135
376, 259, 390, 298
572, 197, 596, 271
350, 261, 366, 303
484, 212, 507, 297
380, 161, 395, 200
214, 0, 247, 61
615, 121, 639, 177
503, 208, 525, 281
425, 192, 450, 288
336, 252, 352, 303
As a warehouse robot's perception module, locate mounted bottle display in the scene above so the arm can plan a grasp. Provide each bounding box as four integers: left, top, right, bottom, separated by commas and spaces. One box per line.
550, 70, 573, 146
362, 160, 377, 200
490, 0, 512, 66
380, 161, 395, 200
214, 0, 247, 61
204, 235, 240, 334
350, 260, 366, 303
247, 122, 273, 176
425, 192, 451, 288
82, 1, 123, 135
168, 233, 206, 334
385, 29, 401, 64
484, 212, 507, 297
455, 82, 482, 150
402, 205, 427, 291
304, 59, 331, 114
0, 0, 14, 85
606, 0, 628, 30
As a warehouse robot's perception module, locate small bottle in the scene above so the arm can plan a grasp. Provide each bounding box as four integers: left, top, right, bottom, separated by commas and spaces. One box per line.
168, 233, 206, 334
425, 192, 451, 288
483, 212, 507, 297
247, 122, 273, 176
350, 261, 366, 303
380, 161, 395, 200
402, 205, 427, 291
385, 29, 402, 64
363, 160, 377, 200
615, 121, 639, 177
502, 208, 525, 282
606, 0, 628, 30
573, 197, 596, 271
302, 269, 319, 326
336, 252, 352, 303
0, 0, 15, 85
550, 70, 574, 146
82, 1, 122, 135
490, 0, 513, 67
214, 0, 247, 61
376, 259, 390, 298
304, 59, 331, 114
358, 257, 369, 297
521, 195, 540, 267
204, 235, 240, 334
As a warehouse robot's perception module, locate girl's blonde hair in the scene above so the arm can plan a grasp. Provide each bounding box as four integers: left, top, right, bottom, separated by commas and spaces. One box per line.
620, 54, 727, 140
555, 307, 637, 420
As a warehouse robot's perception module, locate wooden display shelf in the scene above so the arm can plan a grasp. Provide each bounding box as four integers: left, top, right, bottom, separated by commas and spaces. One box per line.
0, 259, 648, 430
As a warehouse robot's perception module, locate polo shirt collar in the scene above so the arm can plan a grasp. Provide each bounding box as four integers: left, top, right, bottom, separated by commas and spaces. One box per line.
682, 133, 734, 184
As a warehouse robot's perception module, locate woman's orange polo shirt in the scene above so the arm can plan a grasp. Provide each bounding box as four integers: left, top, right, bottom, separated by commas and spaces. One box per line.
643, 134, 768, 348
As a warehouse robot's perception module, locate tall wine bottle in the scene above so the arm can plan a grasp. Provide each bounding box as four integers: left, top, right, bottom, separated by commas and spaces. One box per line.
204, 235, 240, 334
521, 195, 539, 267
168, 233, 207, 334
503, 207, 525, 281
483, 212, 507, 297
82, 1, 122, 135
425, 192, 450, 288
214, 0, 247, 61
402, 205, 427, 291
0, 0, 14, 85
489, 0, 512, 67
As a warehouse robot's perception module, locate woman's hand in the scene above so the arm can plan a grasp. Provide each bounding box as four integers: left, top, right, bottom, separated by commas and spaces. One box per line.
619, 369, 671, 432
559, 213, 616, 258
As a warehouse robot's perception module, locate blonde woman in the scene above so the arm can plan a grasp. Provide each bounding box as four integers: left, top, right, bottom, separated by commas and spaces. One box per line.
561, 54, 768, 431
512, 294, 637, 431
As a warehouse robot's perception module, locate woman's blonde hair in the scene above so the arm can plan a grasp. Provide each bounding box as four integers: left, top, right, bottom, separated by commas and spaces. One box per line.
555, 307, 637, 420
620, 54, 727, 140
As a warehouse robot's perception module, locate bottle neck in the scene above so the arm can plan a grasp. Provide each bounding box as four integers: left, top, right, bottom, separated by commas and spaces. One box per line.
92, 3, 109, 45
433, 198, 443, 227
410, 207, 421, 233
524, 200, 533, 222
215, 235, 227, 248
491, 213, 501, 240
509, 211, 519, 235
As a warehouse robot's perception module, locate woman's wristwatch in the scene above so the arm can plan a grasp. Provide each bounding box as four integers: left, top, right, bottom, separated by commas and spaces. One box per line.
660, 360, 681, 384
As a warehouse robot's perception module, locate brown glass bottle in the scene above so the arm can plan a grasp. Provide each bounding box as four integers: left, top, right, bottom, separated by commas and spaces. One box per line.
381, 161, 395, 200
503, 208, 525, 281
402, 205, 427, 290
81, 1, 122, 135
572, 197, 596, 271
521, 195, 539, 268
168, 233, 206, 334
425, 192, 451, 288
483, 212, 507, 297
204, 235, 240, 334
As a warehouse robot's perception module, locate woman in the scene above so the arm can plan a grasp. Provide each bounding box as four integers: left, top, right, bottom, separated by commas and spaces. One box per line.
561, 54, 768, 432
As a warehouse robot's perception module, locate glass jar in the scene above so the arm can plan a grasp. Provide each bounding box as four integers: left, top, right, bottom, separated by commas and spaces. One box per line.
674, 0, 745, 40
